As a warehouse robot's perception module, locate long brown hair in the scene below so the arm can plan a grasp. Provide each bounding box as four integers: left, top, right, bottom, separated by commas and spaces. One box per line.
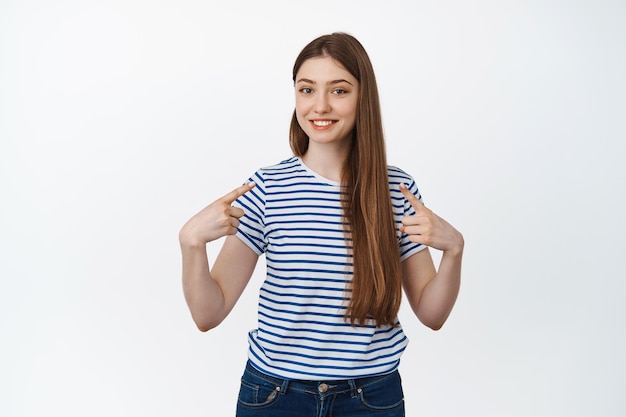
289, 33, 402, 327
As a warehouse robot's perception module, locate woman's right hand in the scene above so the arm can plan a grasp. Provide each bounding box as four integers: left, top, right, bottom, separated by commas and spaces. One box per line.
179, 181, 256, 247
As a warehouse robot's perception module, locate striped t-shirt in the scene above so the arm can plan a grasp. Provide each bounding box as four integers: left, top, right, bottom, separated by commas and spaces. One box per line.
233, 156, 425, 380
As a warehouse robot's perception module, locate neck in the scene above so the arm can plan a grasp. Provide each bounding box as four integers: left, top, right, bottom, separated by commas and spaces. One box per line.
301, 141, 350, 182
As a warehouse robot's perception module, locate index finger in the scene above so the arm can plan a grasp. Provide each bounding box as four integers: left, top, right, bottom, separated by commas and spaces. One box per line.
399, 183, 425, 210
221, 181, 256, 204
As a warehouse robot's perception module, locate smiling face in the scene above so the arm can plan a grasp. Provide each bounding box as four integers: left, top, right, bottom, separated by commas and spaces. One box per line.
294, 57, 359, 150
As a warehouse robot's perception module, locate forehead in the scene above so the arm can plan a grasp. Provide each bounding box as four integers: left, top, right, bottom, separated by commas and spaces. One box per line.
295, 57, 357, 84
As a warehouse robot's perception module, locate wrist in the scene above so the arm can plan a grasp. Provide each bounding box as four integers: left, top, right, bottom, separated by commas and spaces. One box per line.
179, 229, 208, 250
444, 233, 464, 257
180, 240, 207, 251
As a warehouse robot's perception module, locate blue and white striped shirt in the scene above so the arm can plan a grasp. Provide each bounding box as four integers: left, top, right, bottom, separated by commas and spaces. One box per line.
233, 156, 425, 380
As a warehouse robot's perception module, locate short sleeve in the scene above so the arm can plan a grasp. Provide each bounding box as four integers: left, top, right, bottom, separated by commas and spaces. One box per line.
232, 170, 267, 255
388, 166, 427, 261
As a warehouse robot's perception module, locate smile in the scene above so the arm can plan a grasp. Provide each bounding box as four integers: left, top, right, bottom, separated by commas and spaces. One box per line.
311, 120, 335, 127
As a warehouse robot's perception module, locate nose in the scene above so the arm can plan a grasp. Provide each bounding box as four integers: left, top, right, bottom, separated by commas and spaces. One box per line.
313, 93, 331, 114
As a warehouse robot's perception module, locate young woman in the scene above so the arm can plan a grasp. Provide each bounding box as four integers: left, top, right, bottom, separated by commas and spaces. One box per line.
180, 32, 464, 417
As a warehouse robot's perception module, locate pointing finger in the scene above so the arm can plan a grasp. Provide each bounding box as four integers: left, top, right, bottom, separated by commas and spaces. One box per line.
221, 181, 256, 204
399, 183, 425, 211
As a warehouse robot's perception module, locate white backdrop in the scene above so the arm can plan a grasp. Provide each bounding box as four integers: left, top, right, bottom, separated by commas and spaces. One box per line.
1, 1, 625, 416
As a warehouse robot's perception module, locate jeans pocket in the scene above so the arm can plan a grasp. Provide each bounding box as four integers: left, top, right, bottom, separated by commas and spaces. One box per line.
357, 371, 405, 411
237, 371, 281, 409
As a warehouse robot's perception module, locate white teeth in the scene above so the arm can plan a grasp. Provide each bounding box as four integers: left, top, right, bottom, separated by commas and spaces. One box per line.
313, 120, 333, 126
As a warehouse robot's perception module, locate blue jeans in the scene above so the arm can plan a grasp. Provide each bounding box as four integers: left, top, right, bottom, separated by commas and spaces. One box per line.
236, 361, 405, 417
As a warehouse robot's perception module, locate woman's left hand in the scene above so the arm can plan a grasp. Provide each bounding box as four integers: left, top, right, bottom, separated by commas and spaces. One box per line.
399, 184, 464, 255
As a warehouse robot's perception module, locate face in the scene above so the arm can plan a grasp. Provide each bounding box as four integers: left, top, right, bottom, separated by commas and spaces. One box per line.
294, 57, 359, 149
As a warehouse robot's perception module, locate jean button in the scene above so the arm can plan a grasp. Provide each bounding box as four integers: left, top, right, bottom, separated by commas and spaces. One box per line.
318, 383, 328, 393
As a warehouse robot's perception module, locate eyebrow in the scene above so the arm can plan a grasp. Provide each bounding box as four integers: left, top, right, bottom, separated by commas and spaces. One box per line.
295, 78, 354, 86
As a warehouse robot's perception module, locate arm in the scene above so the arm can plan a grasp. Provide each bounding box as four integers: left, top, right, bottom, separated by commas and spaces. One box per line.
401, 247, 462, 330
399, 184, 464, 330
179, 182, 259, 331
181, 236, 258, 331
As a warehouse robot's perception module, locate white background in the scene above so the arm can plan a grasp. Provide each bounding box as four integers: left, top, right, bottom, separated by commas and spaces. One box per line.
1, 1, 625, 416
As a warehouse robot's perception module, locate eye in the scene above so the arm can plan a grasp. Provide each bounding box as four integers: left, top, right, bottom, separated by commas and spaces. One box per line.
332, 88, 348, 95
299, 87, 313, 94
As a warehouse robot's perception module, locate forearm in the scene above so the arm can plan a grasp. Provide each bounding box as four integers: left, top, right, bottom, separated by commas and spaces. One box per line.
416, 248, 463, 330
180, 242, 227, 331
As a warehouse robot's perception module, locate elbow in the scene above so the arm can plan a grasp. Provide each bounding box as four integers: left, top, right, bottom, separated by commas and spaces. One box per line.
196, 324, 213, 332
187, 302, 226, 332
416, 306, 453, 331
427, 322, 444, 331
193, 316, 223, 332
418, 313, 449, 331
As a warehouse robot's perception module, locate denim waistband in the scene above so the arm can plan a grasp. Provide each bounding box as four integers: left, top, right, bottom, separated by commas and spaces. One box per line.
244, 361, 399, 397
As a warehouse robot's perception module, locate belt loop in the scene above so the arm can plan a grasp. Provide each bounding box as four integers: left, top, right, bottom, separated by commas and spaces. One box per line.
280, 378, 290, 395
348, 379, 358, 398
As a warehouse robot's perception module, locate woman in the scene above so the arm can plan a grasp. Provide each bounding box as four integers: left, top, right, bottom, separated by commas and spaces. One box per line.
179, 32, 464, 416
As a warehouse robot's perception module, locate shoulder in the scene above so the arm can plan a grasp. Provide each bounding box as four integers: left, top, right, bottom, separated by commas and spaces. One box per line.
256, 156, 301, 176
387, 165, 417, 186
387, 164, 422, 201
246, 156, 300, 183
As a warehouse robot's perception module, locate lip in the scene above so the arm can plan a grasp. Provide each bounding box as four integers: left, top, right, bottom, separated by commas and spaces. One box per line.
309, 119, 337, 131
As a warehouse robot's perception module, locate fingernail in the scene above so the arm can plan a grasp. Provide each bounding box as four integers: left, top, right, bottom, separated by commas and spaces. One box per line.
399, 183, 407, 189
248, 181, 256, 187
